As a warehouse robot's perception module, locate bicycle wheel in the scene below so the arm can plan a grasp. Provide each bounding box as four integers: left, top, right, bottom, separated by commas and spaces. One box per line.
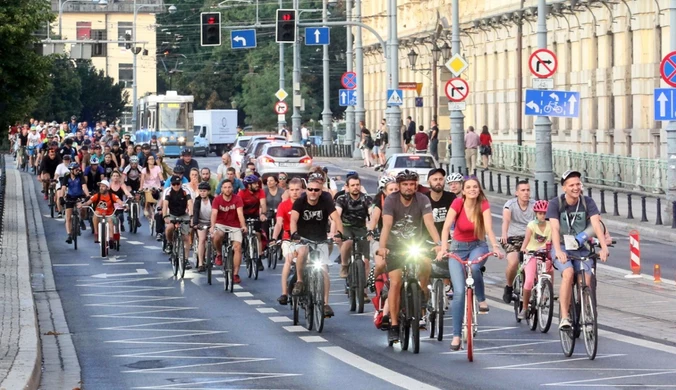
399, 285, 410, 351
206, 241, 213, 285
251, 236, 260, 280
225, 245, 234, 292
538, 278, 554, 333
313, 270, 325, 333
348, 257, 357, 312
49, 190, 55, 218
409, 282, 421, 354
292, 295, 299, 325
149, 213, 155, 236
559, 297, 576, 357
435, 280, 445, 341
465, 288, 474, 362
581, 286, 598, 360
99, 222, 108, 258
72, 214, 79, 250
356, 255, 366, 314
513, 273, 523, 323
178, 234, 186, 279
245, 239, 253, 279
272, 246, 279, 270
527, 288, 538, 331
304, 278, 314, 331
130, 204, 138, 234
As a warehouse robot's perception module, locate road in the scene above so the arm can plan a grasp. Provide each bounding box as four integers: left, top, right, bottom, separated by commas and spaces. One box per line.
30, 159, 676, 389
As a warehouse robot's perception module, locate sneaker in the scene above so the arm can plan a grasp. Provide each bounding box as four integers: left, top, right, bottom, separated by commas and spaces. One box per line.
136, 219, 142, 228
80, 221, 86, 231
502, 285, 513, 304
120, 223, 125, 232
558, 317, 572, 330
156, 233, 163, 241
388, 324, 400, 343
419, 318, 427, 330
257, 260, 264, 272
339, 265, 349, 278
196, 265, 206, 273
214, 255, 223, 266
323, 304, 334, 317
233, 275, 241, 284
184, 261, 192, 270
517, 309, 526, 320
292, 280, 304, 296
277, 295, 288, 305
65, 235, 72, 244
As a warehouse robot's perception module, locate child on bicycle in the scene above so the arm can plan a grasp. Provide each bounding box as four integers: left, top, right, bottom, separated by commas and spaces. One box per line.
518, 200, 553, 320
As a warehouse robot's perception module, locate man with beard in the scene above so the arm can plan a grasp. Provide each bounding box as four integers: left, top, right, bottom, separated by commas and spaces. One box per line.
426, 168, 456, 237
239, 175, 267, 271
336, 175, 372, 279
200, 167, 219, 195
273, 178, 304, 305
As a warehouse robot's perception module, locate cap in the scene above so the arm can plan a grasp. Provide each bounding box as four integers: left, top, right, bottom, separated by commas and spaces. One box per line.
142, 143, 151, 150
170, 176, 182, 185
151, 135, 157, 139
428, 167, 446, 178
560, 170, 582, 185
99, 180, 110, 188
62, 154, 71, 160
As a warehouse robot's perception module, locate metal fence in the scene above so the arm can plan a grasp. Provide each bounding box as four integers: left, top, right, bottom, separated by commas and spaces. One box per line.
491, 144, 668, 194
307, 144, 354, 158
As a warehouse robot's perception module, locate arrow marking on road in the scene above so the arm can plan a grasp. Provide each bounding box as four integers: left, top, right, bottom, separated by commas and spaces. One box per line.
526, 101, 540, 113
92, 268, 149, 279
314, 29, 321, 43
233, 36, 247, 46
568, 94, 578, 115
658, 92, 668, 117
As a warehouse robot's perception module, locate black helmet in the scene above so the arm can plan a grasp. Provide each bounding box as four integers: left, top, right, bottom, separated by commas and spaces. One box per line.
395, 169, 419, 183
198, 181, 211, 191
181, 148, 192, 156
173, 165, 185, 174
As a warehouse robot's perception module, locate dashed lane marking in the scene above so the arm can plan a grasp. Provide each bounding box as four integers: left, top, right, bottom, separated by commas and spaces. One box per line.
282, 326, 309, 333
144, 246, 161, 250
102, 262, 145, 265
244, 300, 266, 305
486, 354, 625, 369
299, 336, 328, 343
53, 263, 90, 266
234, 292, 253, 297
257, 308, 278, 314
127, 241, 144, 245
268, 316, 292, 323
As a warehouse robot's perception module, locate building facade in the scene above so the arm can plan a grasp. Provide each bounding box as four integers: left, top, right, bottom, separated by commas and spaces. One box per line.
360, 0, 668, 159
53, 0, 160, 125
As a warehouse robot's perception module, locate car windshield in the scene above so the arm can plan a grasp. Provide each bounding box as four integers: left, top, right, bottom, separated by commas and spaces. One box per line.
254, 141, 276, 156
394, 156, 435, 169
267, 146, 305, 158
238, 139, 250, 148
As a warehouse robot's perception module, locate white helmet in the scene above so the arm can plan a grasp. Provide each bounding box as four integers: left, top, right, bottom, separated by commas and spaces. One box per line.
446, 172, 464, 184
378, 175, 396, 190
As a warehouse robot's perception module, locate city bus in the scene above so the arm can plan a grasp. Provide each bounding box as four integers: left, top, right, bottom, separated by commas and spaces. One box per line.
136, 91, 194, 157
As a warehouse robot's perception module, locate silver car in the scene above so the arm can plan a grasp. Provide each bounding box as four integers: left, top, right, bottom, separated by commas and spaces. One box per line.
379, 153, 439, 186
229, 136, 252, 171
256, 142, 313, 180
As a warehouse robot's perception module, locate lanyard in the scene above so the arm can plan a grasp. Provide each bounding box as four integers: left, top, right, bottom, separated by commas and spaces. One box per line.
566, 197, 581, 233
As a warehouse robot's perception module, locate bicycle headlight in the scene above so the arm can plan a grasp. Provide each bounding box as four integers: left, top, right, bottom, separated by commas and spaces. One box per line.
309, 249, 322, 263
312, 261, 324, 270
407, 244, 422, 259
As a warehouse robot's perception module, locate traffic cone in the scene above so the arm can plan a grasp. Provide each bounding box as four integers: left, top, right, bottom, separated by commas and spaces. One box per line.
654, 264, 662, 283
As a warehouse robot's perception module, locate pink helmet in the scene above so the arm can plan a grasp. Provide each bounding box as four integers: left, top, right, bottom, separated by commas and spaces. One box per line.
533, 200, 549, 213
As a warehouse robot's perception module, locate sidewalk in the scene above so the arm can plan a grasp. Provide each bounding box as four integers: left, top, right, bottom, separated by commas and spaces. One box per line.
316, 156, 676, 346
0, 160, 41, 390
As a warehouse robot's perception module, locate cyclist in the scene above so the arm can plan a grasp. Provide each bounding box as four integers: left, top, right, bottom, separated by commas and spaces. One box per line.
192, 181, 214, 273
17, 124, 29, 169
274, 178, 305, 305
199, 167, 219, 195
109, 170, 133, 232
156, 166, 191, 241
376, 169, 441, 343
446, 172, 464, 197
210, 179, 247, 284
546, 170, 609, 330
58, 138, 76, 161
162, 176, 194, 266
140, 154, 163, 223
437, 177, 503, 350
123, 156, 143, 228
426, 168, 456, 235
77, 180, 126, 244
54, 154, 72, 217
289, 172, 344, 317
500, 180, 535, 304
216, 167, 245, 195
62, 163, 90, 243
39, 146, 62, 200
175, 148, 199, 181
100, 153, 117, 179
239, 174, 267, 271
84, 156, 105, 195
336, 175, 372, 279
27, 126, 41, 172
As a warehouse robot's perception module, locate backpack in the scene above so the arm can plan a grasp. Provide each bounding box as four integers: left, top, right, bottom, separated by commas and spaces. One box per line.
557, 194, 588, 216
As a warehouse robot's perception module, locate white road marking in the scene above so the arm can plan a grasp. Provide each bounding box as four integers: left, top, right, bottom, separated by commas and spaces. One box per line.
542, 370, 676, 387
233, 284, 243, 290
486, 353, 624, 369
599, 329, 676, 355
257, 308, 278, 314
122, 359, 276, 373
144, 246, 162, 250
53, 263, 89, 266
477, 326, 518, 333
299, 336, 327, 343
91, 268, 149, 279
244, 300, 266, 305
268, 316, 292, 323
127, 241, 144, 245
319, 346, 440, 390
282, 326, 309, 333
131, 373, 301, 389
102, 262, 145, 265
234, 292, 253, 297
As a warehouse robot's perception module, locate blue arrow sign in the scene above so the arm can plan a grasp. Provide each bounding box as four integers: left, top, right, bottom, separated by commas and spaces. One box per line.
230, 29, 256, 49
654, 88, 676, 121
387, 89, 403, 106
339, 89, 356, 106
415, 97, 423, 107
305, 27, 330, 45
524, 89, 580, 118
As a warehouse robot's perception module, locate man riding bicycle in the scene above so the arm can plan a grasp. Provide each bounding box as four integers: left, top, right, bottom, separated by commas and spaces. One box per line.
289, 172, 344, 318
239, 174, 268, 272
163, 176, 194, 267
39, 146, 62, 200
61, 163, 90, 243
336, 175, 372, 279
273, 178, 304, 305
78, 180, 125, 244
211, 179, 247, 284
27, 126, 41, 172
377, 169, 442, 343
446, 172, 463, 197
546, 170, 609, 330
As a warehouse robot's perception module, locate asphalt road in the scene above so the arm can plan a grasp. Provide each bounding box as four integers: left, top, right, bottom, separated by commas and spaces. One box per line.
32, 160, 676, 389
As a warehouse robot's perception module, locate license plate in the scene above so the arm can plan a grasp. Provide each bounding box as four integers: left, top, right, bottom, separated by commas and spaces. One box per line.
278, 163, 297, 167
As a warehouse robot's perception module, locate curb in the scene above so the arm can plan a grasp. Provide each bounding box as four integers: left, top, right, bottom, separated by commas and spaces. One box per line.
0, 165, 42, 390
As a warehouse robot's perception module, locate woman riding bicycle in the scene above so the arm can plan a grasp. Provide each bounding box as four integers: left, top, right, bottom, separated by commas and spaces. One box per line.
437, 177, 503, 350
140, 154, 164, 219
192, 181, 214, 273
109, 170, 133, 232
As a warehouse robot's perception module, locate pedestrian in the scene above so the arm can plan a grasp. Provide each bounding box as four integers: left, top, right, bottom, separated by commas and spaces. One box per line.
414, 125, 429, 154
404, 116, 416, 153
464, 126, 480, 175
216, 153, 231, 182
300, 123, 310, 146
375, 118, 388, 170
479, 125, 492, 170
359, 121, 374, 168
429, 119, 439, 161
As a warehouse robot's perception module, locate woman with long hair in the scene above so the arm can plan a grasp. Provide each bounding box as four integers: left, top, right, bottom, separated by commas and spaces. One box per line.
437, 177, 503, 350
140, 154, 164, 219
479, 125, 493, 170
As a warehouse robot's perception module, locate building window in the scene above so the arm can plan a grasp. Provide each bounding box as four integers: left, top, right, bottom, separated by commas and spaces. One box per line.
76, 21, 91, 40
92, 29, 107, 57
118, 63, 133, 88
118, 21, 133, 48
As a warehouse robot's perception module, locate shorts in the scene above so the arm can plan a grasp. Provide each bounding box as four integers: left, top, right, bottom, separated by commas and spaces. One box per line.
282, 240, 294, 258
551, 247, 594, 275
296, 242, 331, 266
379, 144, 387, 155
215, 224, 243, 243
502, 236, 525, 254
342, 225, 370, 259
372, 145, 380, 155
65, 195, 86, 209
167, 214, 191, 235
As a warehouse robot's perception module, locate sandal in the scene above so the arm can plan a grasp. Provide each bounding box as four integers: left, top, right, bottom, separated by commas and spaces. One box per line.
479, 303, 490, 313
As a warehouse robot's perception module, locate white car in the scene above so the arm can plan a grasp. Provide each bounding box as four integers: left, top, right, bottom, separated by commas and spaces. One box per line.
255, 143, 312, 180
379, 153, 439, 186
229, 136, 252, 171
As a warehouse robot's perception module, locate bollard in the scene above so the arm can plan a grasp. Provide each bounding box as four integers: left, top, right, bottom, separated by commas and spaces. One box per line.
654, 264, 662, 283
489, 171, 494, 192
497, 173, 503, 194
544, 181, 549, 200
506, 176, 511, 196
656, 198, 663, 225
613, 191, 620, 216
625, 230, 641, 278
587, 187, 592, 198
627, 193, 634, 220
640, 196, 648, 223
481, 170, 486, 189
473, 168, 478, 178
451, 165, 455, 174
458, 166, 463, 174
515, 176, 520, 184
600, 189, 607, 214
465, 167, 470, 177
534, 179, 540, 200
672, 201, 676, 229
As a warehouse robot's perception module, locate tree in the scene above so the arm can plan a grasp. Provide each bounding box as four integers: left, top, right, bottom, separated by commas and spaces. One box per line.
31, 55, 83, 121
0, 0, 53, 133
75, 60, 129, 123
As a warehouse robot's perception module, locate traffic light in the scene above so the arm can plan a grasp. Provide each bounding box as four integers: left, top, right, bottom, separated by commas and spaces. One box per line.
124, 32, 132, 50
200, 12, 221, 47
275, 9, 296, 43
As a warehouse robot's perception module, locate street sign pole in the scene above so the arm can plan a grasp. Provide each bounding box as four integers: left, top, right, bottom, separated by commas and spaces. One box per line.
291, 0, 302, 143
385, 0, 402, 157
534, 0, 556, 200
449, 0, 465, 173
344, 0, 355, 150
353, 0, 365, 159
321, 0, 333, 146
667, 0, 676, 225
278, 0, 286, 133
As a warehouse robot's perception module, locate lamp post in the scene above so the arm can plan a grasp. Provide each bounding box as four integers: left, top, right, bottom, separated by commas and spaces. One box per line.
407, 42, 449, 140
278, 0, 286, 133
321, 0, 332, 145
58, 0, 108, 37
344, 0, 355, 150
449, 0, 465, 173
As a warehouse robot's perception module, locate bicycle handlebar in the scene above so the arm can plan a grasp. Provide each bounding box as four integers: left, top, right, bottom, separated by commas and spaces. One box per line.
444, 251, 498, 265
298, 237, 334, 246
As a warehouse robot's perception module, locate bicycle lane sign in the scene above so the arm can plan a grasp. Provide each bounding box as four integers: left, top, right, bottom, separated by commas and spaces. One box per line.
524, 89, 580, 118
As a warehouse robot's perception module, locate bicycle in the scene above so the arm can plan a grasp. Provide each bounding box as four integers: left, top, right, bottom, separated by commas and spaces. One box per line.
48, 180, 57, 218
168, 217, 191, 279
243, 218, 261, 280
444, 251, 497, 362
194, 225, 214, 285
346, 235, 369, 314
219, 230, 235, 293
289, 238, 333, 333
143, 187, 161, 236
428, 260, 451, 341
513, 249, 554, 333
127, 191, 141, 234
68, 196, 86, 250
83, 205, 121, 258
266, 209, 280, 270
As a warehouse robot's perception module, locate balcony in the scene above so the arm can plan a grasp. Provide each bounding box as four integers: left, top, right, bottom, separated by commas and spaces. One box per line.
52, 0, 165, 14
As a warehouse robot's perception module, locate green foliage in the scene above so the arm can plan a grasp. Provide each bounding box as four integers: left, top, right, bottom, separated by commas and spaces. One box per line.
76, 60, 129, 122
32, 55, 83, 121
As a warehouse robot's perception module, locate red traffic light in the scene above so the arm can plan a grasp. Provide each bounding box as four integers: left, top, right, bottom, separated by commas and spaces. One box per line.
282, 13, 293, 21
207, 17, 216, 24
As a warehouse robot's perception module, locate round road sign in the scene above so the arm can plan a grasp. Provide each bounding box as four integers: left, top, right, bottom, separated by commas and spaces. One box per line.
528, 49, 558, 78
444, 78, 469, 102
659, 50, 676, 87
341, 71, 357, 90
274, 101, 288, 115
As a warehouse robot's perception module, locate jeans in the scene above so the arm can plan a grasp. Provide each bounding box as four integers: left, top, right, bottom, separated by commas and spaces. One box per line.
429, 138, 439, 160
448, 240, 489, 337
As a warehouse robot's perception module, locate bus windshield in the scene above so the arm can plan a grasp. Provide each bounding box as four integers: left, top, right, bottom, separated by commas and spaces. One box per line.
159, 103, 186, 131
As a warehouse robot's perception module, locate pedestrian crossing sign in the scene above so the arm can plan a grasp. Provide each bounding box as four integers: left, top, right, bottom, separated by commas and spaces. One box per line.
387, 89, 403, 106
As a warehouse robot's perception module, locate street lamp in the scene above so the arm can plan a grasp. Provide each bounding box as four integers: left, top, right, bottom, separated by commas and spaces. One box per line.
407, 49, 418, 68
58, 0, 108, 37
431, 44, 442, 62
440, 41, 451, 62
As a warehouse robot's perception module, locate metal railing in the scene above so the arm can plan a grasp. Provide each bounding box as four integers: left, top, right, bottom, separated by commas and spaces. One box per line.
307, 144, 354, 158
491, 144, 668, 194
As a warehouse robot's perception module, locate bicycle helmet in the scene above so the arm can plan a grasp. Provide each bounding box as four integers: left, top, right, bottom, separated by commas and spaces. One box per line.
533, 200, 549, 213
129, 156, 139, 164
346, 170, 358, 179
173, 165, 185, 174
446, 172, 464, 184
68, 162, 80, 170
198, 181, 211, 191
378, 175, 395, 190
243, 175, 258, 185
322, 166, 328, 174
395, 169, 419, 183
308, 172, 325, 183
181, 148, 192, 156
90, 156, 100, 165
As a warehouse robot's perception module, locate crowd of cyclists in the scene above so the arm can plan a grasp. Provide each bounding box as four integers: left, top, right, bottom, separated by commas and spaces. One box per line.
9, 117, 611, 353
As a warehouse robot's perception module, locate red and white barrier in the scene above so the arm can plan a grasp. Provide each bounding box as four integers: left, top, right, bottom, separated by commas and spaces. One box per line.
625, 229, 641, 278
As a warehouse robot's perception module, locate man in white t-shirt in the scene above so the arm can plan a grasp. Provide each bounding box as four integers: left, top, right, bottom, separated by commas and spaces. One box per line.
54, 154, 72, 217
300, 124, 309, 145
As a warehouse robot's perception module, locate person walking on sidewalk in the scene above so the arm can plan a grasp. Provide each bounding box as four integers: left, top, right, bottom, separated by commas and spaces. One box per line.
359, 121, 374, 168
464, 126, 480, 175
414, 125, 429, 154
375, 118, 389, 171
479, 125, 493, 170
404, 116, 416, 153
429, 119, 439, 161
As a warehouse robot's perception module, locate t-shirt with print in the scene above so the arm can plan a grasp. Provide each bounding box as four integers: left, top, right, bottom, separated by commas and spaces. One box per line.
292, 192, 336, 242
91, 192, 120, 217
450, 198, 490, 242
545, 195, 599, 239
382, 192, 432, 251
525, 220, 552, 252
504, 198, 536, 237
426, 191, 456, 236
213, 194, 243, 228
275, 198, 294, 240
239, 188, 265, 217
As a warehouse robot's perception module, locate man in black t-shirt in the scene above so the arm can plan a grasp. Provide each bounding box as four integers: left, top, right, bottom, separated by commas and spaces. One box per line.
425, 168, 455, 236
39, 147, 62, 197
335, 176, 372, 278
290, 173, 344, 318
162, 176, 193, 264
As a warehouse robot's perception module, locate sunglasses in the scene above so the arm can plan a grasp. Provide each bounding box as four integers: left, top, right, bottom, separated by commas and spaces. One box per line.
279, 176, 287, 180
171, 183, 181, 186
307, 188, 321, 193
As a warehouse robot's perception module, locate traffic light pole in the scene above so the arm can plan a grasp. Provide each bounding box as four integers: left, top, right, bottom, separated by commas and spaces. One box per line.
384, 0, 401, 156
321, 0, 332, 145
291, 0, 302, 143
344, 0, 355, 150
278, 0, 286, 133
448, 0, 465, 172
353, 0, 365, 158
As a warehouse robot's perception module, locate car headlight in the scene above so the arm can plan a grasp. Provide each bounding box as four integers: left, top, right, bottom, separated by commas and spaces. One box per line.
160, 136, 168, 144
177, 136, 185, 143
